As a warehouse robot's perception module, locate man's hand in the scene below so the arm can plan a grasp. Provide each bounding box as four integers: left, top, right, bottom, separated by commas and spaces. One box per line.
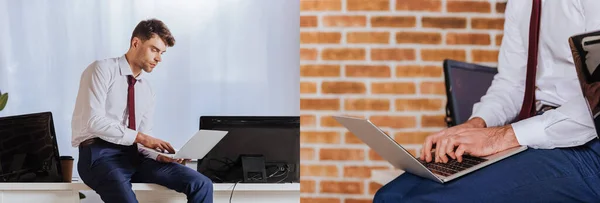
157, 155, 190, 165
434, 125, 520, 163
135, 132, 175, 154
420, 117, 487, 162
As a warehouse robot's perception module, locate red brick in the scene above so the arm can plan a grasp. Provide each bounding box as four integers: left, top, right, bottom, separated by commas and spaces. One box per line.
321, 115, 343, 127
344, 132, 364, 144
369, 182, 383, 195
322, 48, 366, 60
446, 33, 491, 45
320, 148, 365, 160
301, 197, 341, 203
496, 34, 503, 46
301, 32, 341, 44
395, 99, 444, 111
322, 81, 366, 94
343, 166, 389, 178
422, 17, 467, 29
301, 114, 316, 127
301, 65, 341, 77
472, 18, 504, 30
396, 32, 442, 44
420, 81, 446, 95
323, 15, 366, 27
371, 48, 416, 61
496, 2, 507, 13
344, 98, 391, 111
472, 50, 500, 62
421, 49, 466, 62
369, 149, 385, 160
371, 82, 416, 94
371, 16, 416, 28
422, 115, 447, 127
301, 48, 317, 60
346, 65, 391, 78
301, 16, 318, 27
447, 1, 491, 13
370, 116, 417, 128
346, 199, 373, 203
301, 147, 315, 160
301, 98, 340, 110
300, 164, 339, 177
347, 32, 389, 44
301, 180, 316, 193
347, 0, 389, 11
320, 181, 364, 194
301, 131, 341, 144
395, 65, 442, 77
396, 0, 441, 11
300, 0, 341, 11
300, 82, 317, 94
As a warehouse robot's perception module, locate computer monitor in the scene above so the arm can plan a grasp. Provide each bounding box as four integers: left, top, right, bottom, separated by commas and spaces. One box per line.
444, 59, 498, 126
197, 116, 299, 183
0, 112, 63, 182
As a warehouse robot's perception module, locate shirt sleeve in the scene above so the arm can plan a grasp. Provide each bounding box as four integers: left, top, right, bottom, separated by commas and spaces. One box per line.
469, 0, 528, 127
137, 85, 158, 160
79, 62, 138, 146
511, 0, 600, 149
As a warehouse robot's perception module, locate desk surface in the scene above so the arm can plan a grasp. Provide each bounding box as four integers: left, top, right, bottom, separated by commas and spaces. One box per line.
0, 182, 300, 192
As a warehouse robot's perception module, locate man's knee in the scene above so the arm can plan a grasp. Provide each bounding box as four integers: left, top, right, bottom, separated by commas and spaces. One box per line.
373, 183, 397, 203
187, 173, 213, 192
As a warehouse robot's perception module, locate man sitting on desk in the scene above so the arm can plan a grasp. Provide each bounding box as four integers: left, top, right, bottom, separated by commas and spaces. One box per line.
71, 19, 213, 203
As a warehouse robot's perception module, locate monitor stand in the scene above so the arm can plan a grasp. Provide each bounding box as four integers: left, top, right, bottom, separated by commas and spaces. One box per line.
239, 154, 267, 183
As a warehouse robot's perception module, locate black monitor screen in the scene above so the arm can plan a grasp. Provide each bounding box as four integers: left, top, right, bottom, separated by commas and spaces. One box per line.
0, 112, 63, 182
197, 116, 299, 183
448, 66, 497, 125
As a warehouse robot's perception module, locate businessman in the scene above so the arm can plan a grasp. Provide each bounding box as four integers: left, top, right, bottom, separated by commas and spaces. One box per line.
71, 19, 213, 203
375, 0, 600, 202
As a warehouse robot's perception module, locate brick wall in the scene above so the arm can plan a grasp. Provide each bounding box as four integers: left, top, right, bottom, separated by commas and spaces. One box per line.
299, 0, 507, 202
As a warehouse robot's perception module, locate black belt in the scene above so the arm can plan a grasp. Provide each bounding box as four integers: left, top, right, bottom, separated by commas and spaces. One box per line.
79, 137, 102, 147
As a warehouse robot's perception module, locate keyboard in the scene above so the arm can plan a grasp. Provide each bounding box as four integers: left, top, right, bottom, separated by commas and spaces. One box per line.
418, 154, 487, 177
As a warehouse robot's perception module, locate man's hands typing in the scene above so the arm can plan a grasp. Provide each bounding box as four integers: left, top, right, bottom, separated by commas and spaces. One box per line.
135, 132, 175, 154
419, 117, 520, 163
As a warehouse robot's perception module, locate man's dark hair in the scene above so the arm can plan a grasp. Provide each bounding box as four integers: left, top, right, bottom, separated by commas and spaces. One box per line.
130, 18, 175, 47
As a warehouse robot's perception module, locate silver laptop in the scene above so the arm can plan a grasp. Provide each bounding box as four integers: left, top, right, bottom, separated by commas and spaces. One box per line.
139, 129, 228, 159
333, 115, 527, 183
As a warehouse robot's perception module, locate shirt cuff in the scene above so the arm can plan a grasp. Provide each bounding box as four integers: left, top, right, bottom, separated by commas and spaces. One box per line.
470, 108, 504, 127
122, 128, 138, 146
510, 115, 550, 148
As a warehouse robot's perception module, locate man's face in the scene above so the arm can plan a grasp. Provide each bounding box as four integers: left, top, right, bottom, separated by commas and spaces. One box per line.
132, 34, 167, 73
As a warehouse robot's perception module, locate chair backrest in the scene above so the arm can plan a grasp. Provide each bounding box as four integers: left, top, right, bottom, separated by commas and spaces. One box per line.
443, 59, 498, 127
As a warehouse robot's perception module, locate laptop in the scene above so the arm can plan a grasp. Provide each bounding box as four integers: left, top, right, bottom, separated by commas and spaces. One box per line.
333, 115, 527, 183
139, 129, 228, 159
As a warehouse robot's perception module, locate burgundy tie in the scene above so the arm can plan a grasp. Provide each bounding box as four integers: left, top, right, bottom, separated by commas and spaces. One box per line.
127, 75, 136, 130
517, 0, 542, 121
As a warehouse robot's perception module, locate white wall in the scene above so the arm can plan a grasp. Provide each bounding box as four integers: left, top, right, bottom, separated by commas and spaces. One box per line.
0, 0, 299, 182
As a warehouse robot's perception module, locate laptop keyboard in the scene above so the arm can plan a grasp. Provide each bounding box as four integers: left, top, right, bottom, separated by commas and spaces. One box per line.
418, 154, 487, 177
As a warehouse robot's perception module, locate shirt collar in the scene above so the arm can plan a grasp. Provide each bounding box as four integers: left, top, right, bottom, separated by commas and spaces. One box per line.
118, 54, 145, 82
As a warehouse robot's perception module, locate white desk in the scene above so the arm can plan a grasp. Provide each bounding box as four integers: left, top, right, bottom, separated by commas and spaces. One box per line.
0, 182, 300, 203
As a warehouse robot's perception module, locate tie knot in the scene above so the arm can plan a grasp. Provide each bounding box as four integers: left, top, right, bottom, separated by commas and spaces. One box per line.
127, 75, 137, 86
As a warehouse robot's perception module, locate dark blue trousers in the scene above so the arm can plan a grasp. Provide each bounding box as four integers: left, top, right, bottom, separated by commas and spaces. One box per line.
374, 139, 600, 203
78, 140, 213, 203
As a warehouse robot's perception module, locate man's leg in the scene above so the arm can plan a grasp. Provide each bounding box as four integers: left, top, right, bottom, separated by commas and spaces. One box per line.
374, 143, 600, 203
132, 158, 213, 203
78, 143, 139, 203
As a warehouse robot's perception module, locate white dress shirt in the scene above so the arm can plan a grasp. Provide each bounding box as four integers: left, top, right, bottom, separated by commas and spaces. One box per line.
470, 0, 600, 149
71, 54, 158, 159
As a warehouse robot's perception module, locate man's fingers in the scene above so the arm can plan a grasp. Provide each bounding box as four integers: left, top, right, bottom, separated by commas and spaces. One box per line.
424, 136, 435, 162
455, 144, 467, 162
165, 143, 175, 154
438, 138, 449, 163
446, 137, 458, 160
